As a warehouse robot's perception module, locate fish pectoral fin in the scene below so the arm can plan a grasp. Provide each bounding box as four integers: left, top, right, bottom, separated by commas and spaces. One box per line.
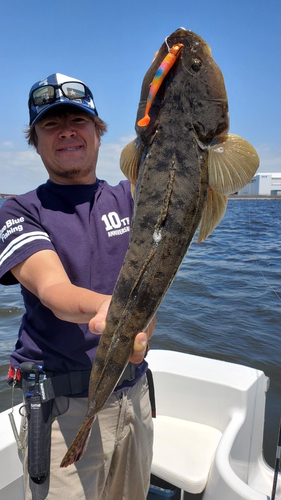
197, 188, 227, 243
197, 134, 260, 243
208, 134, 260, 195
120, 138, 144, 198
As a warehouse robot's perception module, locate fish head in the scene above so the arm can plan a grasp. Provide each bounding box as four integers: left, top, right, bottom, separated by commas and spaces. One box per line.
135, 28, 229, 145
170, 28, 229, 144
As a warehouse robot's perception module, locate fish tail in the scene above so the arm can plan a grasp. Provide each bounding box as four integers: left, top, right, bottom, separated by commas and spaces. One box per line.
60, 419, 93, 468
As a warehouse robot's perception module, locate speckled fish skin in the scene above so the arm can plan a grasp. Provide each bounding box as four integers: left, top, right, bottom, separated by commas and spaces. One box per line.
60, 28, 230, 467
89, 28, 229, 396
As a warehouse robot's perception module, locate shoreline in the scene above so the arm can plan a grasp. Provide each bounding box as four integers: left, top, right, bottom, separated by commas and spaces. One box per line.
229, 195, 281, 200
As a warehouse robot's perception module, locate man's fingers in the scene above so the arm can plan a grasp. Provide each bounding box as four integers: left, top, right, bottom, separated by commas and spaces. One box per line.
130, 332, 148, 364
89, 317, 106, 334
133, 332, 147, 353
88, 298, 111, 334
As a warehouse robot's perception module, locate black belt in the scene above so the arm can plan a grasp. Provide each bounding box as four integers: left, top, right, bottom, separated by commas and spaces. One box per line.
39, 363, 136, 402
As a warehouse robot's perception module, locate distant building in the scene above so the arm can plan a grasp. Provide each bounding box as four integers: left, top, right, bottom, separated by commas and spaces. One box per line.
238, 173, 281, 196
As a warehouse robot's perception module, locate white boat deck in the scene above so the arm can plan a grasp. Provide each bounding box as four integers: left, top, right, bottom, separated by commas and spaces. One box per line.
0, 405, 24, 499
0, 349, 280, 500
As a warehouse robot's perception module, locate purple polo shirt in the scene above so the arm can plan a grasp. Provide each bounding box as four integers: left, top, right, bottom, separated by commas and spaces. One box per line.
0, 179, 147, 390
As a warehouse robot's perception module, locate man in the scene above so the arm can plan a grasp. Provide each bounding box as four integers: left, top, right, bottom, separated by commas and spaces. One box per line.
0, 73, 154, 500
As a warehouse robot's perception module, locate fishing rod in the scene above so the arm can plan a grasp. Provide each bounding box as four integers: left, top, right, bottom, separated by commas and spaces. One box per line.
271, 418, 281, 500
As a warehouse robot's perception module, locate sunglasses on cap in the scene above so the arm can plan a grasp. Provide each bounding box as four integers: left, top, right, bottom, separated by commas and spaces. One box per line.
31, 81, 92, 107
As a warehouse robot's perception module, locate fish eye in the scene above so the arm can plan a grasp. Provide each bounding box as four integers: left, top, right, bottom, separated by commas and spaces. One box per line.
191, 58, 202, 72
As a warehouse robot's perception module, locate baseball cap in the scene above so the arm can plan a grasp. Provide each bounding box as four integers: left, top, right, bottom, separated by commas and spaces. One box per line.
28, 73, 98, 126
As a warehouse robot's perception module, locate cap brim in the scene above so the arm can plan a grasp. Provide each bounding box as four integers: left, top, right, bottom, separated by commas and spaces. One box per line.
30, 100, 98, 126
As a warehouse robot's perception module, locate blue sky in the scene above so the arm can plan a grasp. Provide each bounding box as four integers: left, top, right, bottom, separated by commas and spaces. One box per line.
1, 0, 280, 194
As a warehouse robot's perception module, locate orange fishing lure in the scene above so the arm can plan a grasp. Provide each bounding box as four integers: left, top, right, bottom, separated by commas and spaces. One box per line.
137, 43, 184, 127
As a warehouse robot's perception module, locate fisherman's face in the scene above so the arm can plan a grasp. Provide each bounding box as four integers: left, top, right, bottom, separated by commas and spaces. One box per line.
35, 108, 100, 185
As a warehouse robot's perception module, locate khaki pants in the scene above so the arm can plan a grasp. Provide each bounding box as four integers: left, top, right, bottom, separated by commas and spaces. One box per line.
20, 375, 153, 500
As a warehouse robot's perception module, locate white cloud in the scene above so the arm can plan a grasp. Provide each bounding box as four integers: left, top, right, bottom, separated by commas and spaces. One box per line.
96, 135, 135, 185
256, 143, 281, 173
119, 134, 136, 144
0, 141, 13, 148
0, 149, 47, 194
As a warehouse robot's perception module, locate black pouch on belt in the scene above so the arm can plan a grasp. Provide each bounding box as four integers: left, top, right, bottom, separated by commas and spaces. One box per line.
21, 362, 53, 485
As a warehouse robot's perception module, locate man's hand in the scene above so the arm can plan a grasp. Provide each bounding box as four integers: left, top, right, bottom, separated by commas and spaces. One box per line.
89, 300, 156, 364
129, 316, 156, 364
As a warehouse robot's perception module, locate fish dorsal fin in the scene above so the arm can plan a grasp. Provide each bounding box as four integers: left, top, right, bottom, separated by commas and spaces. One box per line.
197, 188, 227, 243
120, 139, 144, 198
208, 134, 260, 195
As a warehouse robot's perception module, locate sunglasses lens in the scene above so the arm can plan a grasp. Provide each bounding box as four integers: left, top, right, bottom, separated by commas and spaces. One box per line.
33, 86, 55, 106
61, 82, 86, 99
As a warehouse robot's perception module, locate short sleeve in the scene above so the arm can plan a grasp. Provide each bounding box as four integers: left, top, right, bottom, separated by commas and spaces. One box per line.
0, 196, 55, 284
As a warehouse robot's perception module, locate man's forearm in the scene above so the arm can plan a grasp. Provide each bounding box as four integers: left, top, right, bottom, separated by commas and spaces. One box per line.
40, 282, 111, 323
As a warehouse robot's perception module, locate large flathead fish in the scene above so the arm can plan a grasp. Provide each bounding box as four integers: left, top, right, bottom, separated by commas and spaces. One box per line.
61, 28, 259, 467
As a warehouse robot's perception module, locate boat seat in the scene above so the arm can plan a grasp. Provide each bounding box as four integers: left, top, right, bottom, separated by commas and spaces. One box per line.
146, 349, 268, 497
152, 416, 222, 493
